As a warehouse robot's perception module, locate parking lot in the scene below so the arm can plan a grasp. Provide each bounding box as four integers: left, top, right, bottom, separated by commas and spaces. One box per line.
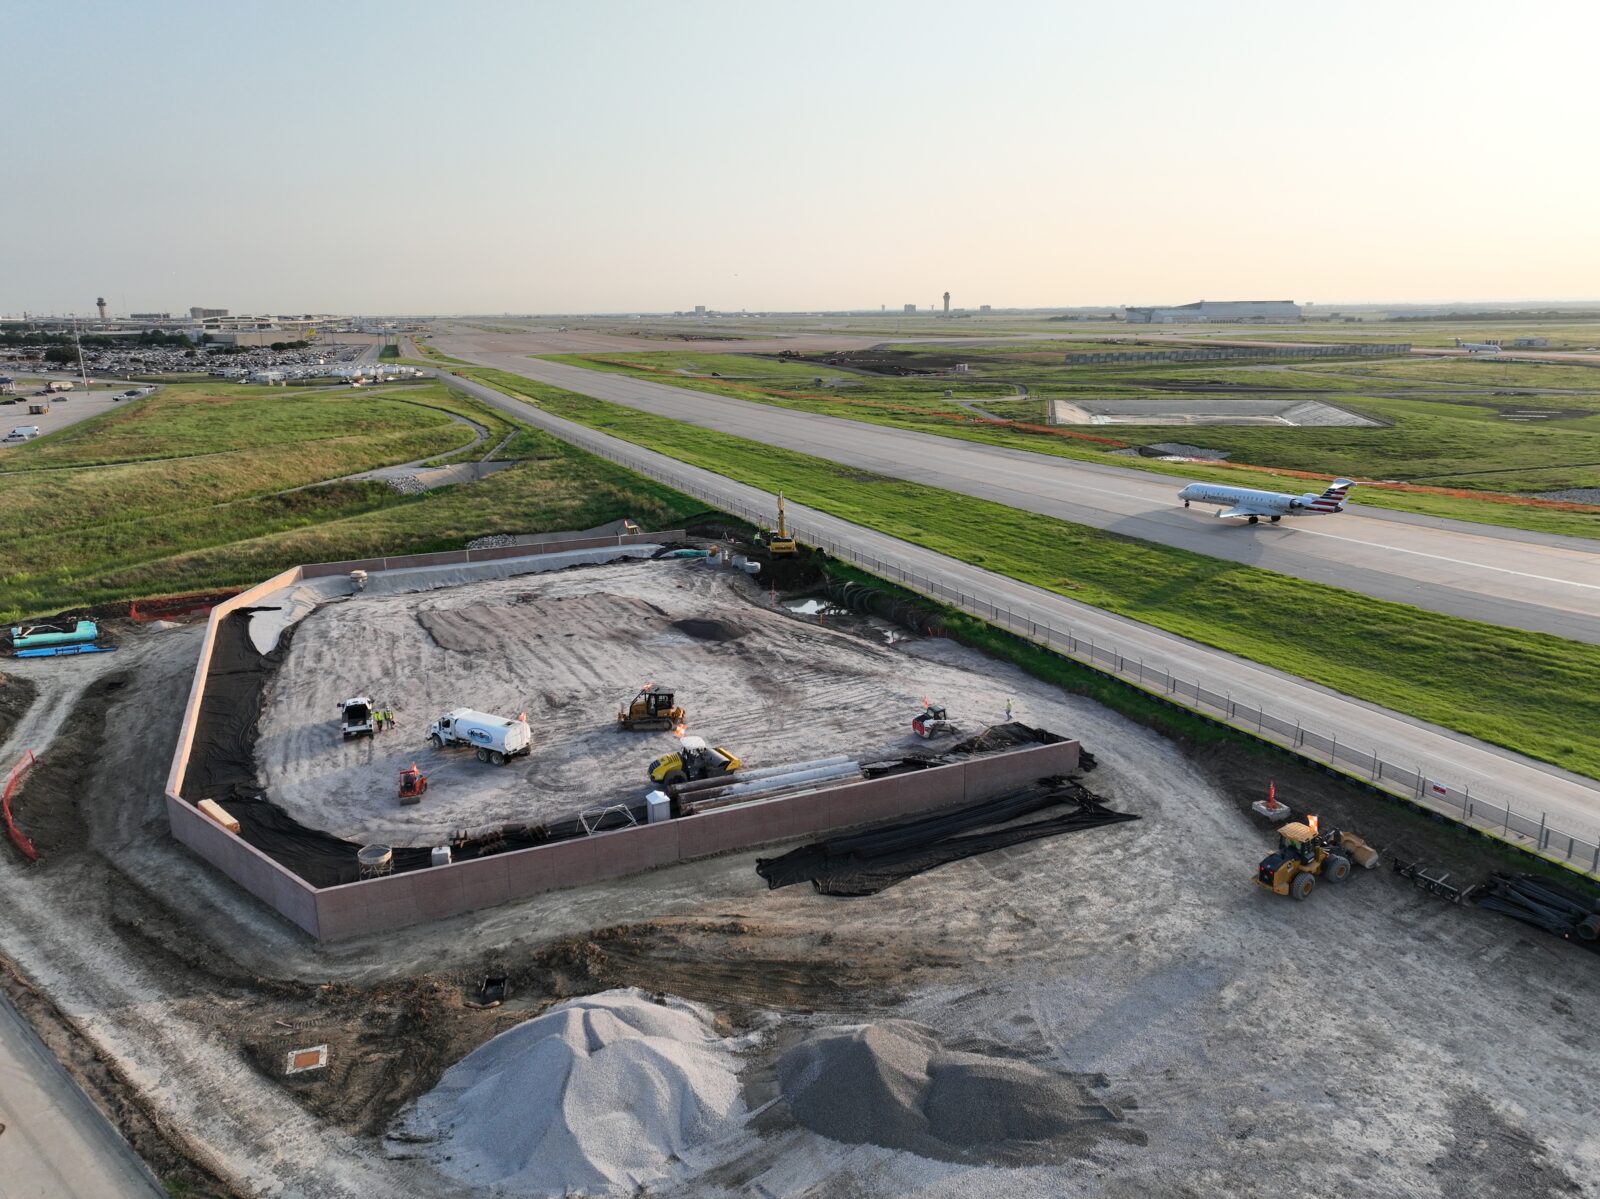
0, 376, 148, 447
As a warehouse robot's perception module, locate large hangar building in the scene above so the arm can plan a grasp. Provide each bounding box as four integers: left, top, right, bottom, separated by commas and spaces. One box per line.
1124, 299, 1302, 323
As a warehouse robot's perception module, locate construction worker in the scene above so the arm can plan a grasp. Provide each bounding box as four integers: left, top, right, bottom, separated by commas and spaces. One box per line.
1005, 698, 1015, 721
383, 707, 395, 732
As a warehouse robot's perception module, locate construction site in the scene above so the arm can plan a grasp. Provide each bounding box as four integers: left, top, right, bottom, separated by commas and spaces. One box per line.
1, 524, 1598, 1198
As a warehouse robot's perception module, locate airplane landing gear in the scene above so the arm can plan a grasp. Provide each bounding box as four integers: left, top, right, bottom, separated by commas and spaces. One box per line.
1270, 515, 1281, 523
1183, 500, 1190, 508
1247, 516, 1260, 524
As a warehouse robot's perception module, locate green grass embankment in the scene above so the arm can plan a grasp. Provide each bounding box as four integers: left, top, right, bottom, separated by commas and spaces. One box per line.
0, 381, 702, 622
462, 365, 1600, 781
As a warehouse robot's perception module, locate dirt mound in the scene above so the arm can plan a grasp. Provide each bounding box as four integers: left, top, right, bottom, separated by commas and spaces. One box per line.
778, 1020, 1142, 1164
9, 672, 133, 862
0, 671, 38, 750
671, 618, 747, 642
950, 722, 1065, 754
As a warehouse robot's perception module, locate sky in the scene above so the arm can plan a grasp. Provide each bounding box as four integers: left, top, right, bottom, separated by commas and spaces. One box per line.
5, 0, 1599, 315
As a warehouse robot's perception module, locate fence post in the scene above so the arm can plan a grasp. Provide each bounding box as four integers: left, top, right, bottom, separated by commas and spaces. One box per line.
1504, 802, 1512, 836
1371, 750, 1379, 780
1538, 812, 1546, 849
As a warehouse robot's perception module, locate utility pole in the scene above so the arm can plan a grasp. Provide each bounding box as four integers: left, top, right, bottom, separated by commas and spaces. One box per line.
73, 318, 90, 391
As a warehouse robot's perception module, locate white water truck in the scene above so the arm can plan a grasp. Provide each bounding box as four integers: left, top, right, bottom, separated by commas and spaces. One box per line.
428, 708, 532, 765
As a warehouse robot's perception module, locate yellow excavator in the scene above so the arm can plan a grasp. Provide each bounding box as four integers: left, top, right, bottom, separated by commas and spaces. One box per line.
618, 683, 685, 732
768, 493, 798, 556
1256, 816, 1379, 901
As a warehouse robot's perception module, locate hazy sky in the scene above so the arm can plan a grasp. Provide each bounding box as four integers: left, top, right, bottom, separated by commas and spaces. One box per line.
5, 0, 1598, 315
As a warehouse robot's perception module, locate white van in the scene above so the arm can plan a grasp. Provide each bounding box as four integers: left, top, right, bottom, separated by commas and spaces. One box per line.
3, 426, 41, 443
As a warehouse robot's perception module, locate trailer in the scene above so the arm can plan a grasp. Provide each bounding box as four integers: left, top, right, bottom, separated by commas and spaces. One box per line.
14, 643, 116, 659
428, 708, 532, 765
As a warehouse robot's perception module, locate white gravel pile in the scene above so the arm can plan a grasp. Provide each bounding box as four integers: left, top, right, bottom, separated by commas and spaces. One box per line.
466, 533, 517, 549
385, 473, 426, 495
397, 989, 743, 1195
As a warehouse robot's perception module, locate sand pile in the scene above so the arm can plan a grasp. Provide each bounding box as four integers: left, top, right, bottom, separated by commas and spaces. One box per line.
396, 989, 743, 1195
778, 1020, 1141, 1164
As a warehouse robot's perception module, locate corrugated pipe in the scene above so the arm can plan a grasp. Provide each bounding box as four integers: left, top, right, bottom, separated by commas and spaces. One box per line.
672, 755, 854, 796
690, 761, 862, 803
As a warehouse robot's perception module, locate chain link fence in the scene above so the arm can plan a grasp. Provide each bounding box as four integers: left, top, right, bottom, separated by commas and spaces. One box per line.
468, 382, 1600, 881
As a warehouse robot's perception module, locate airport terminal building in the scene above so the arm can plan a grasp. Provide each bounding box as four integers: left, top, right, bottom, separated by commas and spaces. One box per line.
1124, 299, 1302, 323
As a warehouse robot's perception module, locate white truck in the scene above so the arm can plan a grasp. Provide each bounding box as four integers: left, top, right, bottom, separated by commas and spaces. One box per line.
339, 696, 375, 739
429, 708, 532, 765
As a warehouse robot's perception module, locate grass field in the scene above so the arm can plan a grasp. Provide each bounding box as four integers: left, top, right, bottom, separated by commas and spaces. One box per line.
542, 350, 1600, 537
0, 381, 700, 623
462, 365, 1600, 781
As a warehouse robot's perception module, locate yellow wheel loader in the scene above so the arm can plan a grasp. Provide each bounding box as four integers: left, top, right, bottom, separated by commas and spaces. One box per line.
1256, 818, 1378, 901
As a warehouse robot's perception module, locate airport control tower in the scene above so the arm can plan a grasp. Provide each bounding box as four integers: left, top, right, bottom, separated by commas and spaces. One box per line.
943, 291, 950, 316
96, 296, 108, 320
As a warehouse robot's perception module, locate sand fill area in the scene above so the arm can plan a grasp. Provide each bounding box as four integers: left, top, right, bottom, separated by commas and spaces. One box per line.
254, 559, 1091, 845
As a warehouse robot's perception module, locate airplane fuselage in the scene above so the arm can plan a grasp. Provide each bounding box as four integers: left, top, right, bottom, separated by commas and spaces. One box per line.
1179, 480, 1351, 522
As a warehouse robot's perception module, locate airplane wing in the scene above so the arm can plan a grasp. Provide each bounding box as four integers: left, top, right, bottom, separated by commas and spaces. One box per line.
1216, 506, 1275, 519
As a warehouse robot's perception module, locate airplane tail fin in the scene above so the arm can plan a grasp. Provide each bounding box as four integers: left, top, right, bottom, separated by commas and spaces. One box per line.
1306, 478, 1354, 511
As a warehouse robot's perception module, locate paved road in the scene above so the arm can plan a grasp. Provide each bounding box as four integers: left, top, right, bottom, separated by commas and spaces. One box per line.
0, 992, 164, 1197
424, 365, 1600, 843
429, 332, 1600, 645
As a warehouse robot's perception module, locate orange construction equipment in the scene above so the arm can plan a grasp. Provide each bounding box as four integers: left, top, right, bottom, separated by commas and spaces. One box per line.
399, 762, 429, 804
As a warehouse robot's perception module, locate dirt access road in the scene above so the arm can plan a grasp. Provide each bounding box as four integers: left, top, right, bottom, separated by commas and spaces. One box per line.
0, 593, 1597, 1195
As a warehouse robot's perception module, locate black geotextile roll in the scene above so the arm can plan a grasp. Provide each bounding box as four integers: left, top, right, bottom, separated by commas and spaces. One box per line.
754, 780, 1138, 895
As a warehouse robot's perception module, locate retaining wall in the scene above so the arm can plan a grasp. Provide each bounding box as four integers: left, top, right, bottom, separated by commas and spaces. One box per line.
164, 537, 1076, 940
312, 741, 1079, 940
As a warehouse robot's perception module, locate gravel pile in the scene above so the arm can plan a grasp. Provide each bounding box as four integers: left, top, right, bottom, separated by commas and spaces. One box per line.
466, 533, 517, 549
1143, 441, 1231, 460
1536, 488, 1600, 505
779, 1020, 1141, 1164
385, 473, 426, 495
396, 989, 742, 1195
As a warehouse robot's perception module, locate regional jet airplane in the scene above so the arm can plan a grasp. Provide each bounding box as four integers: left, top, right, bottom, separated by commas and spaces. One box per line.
1178, 478, 1355, 524
1454, 338, 1502, 354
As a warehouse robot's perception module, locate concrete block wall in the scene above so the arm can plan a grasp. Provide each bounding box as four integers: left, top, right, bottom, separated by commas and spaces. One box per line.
310, 741, 1078, 940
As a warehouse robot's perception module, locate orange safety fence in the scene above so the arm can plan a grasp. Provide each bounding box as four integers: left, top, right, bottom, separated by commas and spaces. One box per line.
3, 750, 38, 862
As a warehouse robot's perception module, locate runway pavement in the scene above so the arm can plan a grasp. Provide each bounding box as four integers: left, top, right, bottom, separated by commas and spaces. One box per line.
424, 365, 1600, 844
0, 992, 164, 1197
430, 329, 1600, 646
